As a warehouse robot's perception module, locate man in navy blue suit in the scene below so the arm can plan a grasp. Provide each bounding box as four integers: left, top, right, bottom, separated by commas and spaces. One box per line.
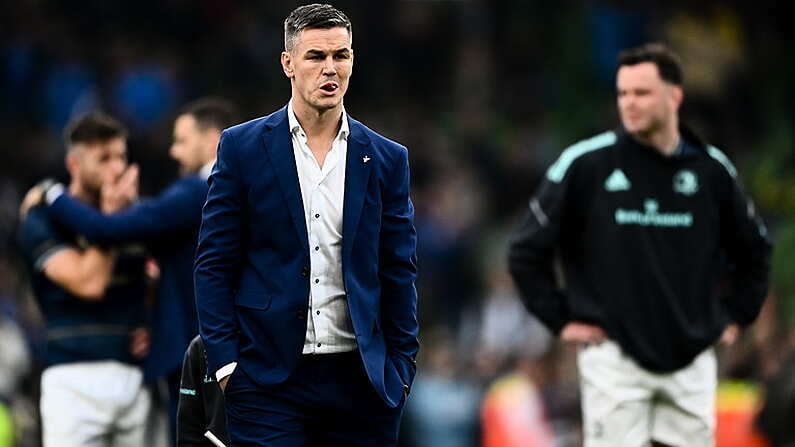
194, 4, 419, 446
25, 97, 237, 444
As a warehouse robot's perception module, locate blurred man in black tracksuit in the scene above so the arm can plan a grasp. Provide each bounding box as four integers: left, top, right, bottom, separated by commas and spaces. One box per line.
509, 43, 772, 447
177, 336, 229, 447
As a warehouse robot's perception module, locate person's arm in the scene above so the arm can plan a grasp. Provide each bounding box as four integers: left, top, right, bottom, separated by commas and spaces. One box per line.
379, 146, 419, 395
20, 206, 115, 301
46, 179, 205, 245
177, 338, 208, 446
42, 247, 116, 301
508, 163, 576, 335
715, 153, 773, 327
194, 130, 244, 384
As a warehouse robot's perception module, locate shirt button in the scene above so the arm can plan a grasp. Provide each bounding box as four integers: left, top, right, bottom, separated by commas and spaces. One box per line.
317, 343, 322, 348
316, 310, 320, 315
314, 213, 320, 219
315, 246, 320, 251
314, 279, 320, 284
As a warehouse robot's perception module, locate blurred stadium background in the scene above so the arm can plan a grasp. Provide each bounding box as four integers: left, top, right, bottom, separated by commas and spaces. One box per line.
1, 1, 794, 446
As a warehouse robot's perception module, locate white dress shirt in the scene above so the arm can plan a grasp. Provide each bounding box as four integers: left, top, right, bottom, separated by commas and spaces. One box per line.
288, 101, 357, 354
216, 102, 357, 381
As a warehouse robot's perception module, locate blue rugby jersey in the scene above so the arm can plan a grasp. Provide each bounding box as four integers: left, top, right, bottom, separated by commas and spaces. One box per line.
20, 205, 148, 367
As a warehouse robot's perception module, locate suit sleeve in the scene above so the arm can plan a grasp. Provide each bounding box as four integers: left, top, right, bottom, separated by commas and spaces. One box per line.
48, 180, 205, 244
507, 168, 575, 334
194, 130, 245, 376
177, 338, 207, 447
379, 146, 419, 388
718, 169, 772, 326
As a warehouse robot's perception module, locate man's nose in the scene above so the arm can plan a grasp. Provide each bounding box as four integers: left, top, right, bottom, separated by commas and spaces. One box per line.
620, 96, 634, 109
322, 57, 337, 75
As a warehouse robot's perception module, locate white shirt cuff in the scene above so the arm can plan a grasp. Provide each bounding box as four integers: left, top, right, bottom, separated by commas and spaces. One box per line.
216, 362, 237, 382
45, 183, 65, 206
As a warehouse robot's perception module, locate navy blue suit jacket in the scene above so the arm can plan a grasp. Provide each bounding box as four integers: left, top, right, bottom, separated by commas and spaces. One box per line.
194, 107, 419, 408
47, 175, 208, 379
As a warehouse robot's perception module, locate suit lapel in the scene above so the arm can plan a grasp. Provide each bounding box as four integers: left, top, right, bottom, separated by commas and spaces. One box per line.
342, 118, 373, 258
262, 108, 309, 251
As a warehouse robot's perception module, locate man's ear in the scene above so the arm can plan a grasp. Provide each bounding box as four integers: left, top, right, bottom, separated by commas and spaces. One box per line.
281, 51, 294, 79
671, 85, 683, 108
65, 151, 79, 179
206, 130, 222, 157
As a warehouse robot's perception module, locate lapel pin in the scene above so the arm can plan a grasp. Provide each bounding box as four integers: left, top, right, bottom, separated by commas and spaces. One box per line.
363, 156, 371, 164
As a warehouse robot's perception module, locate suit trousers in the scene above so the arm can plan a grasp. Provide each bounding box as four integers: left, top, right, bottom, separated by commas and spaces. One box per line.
224, 352, 404, 447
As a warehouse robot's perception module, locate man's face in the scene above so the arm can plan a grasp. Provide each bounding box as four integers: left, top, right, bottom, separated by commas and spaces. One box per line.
69, 137, 128, 195
170, 114, 214, 175
281, 26, 353, 113
616, 62, 681, 137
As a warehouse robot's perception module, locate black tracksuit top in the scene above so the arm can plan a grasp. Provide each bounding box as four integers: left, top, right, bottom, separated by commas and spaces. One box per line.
177, 336, 230, 447
508, 126, 772, 373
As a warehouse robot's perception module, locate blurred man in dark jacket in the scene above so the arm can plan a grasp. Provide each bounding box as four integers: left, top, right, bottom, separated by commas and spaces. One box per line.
177, 335, 229, 447
509, 43, 772, 447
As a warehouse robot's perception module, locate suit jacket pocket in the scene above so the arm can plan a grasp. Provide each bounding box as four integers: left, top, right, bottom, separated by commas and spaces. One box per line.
234, 291, 273, 311
386, 354, 412, 405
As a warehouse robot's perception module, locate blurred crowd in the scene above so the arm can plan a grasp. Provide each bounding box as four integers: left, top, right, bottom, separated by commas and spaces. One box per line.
2, 1, 795, 446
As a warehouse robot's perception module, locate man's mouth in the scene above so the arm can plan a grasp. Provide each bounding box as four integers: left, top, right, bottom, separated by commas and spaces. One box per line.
319, 82, 339, 93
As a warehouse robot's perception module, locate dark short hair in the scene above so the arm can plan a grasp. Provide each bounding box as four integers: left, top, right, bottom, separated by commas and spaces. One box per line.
178, 97, 238, 132
618, 43, 683, 86
64, 112, 128, 149
284, 4, 352, 52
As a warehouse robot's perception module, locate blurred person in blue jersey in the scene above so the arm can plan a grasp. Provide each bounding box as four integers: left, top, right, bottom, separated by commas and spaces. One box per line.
195, 4, 419, 446
19, 113, 151, 447
509, 43, 772, 447
24, 97, 237, 445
